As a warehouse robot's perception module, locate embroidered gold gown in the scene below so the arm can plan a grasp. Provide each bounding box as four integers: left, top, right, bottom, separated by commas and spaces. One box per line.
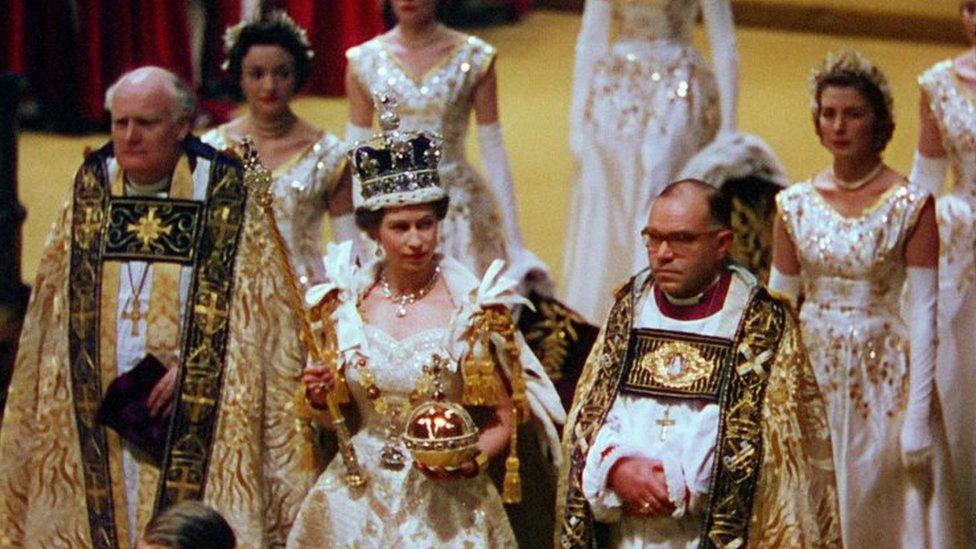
286, 246, 566, 548
201, 127, 347, 286
0, 146, 319, 548
563, 0, 733, 323
777, 181, 960, 548
346, 35, 513, 278
920, 60, 976, 536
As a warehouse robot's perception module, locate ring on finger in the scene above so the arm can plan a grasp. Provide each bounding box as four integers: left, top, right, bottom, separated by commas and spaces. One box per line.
638, 501, 653, 515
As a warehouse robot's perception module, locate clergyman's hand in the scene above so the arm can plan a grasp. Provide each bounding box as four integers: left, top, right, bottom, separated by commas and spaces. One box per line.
608, 457, 676, 518
147, 367, 178, 418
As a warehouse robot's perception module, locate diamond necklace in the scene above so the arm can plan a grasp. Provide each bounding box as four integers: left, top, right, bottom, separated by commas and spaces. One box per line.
379, 265, 441, 318
829, 162, 884, 190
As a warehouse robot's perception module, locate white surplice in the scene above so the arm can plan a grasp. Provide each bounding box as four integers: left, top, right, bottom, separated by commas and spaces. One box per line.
581, 275, 748, 548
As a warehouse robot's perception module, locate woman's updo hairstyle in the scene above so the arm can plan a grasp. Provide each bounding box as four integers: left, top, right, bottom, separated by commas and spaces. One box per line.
809, 50, 895, 153
222, 11, 314, 99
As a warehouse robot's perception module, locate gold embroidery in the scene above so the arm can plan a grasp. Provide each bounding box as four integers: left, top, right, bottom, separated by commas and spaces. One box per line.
127, 207, 172, 250
639, 341, 715, 389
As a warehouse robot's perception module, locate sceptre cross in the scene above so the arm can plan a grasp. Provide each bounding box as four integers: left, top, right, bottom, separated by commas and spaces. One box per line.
656, 405, 675, 442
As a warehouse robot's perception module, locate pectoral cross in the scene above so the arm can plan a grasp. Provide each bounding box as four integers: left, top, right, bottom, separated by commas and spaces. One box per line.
655, 405, 675, 442
121, 296, 144, 336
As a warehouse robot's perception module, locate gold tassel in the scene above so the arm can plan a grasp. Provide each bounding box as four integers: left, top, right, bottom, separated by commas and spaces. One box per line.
462, 353, 505, 406
502, 405, 522, 504
461, 312, 506, 406
488, 306, 528, 504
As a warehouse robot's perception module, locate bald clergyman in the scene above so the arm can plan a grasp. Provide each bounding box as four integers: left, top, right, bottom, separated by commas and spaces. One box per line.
556, 180, 841, 548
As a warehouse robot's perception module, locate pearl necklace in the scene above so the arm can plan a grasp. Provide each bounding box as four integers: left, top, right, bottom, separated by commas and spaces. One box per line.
829, 162, 884, 190
380, 265, 441, 318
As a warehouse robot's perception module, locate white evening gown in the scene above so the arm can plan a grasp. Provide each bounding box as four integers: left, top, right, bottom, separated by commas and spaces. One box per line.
201, 126, 347, 287
562, 0, 737, 323
919, 60, 976, 539
777, 181, 962, 548
347, 35, 545, 283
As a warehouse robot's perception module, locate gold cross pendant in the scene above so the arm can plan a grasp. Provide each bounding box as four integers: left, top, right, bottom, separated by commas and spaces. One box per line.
655, 405, 676, 442
122, 296, 144, 336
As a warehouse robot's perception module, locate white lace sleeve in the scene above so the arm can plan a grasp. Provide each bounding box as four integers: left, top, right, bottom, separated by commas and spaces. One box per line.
701, 0, 739, 133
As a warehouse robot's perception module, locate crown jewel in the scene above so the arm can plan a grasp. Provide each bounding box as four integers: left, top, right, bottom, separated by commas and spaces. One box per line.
351, 94, 446, 211
808, 50, 893, 114
221, 10, 314, 71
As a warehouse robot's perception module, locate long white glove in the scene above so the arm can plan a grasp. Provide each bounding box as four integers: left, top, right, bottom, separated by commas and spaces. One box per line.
569, 0, 611, 156
330, 213, 359, 243
478, 122, 524, 249
901, 266, 937, 468
342, 122, 377, 265
478, 122, 553, 292
768, 267, 800, 308
345, 122, 373, 146
345, 122, 374, 211
701, 0, 739, 134
909, 150, 948, 196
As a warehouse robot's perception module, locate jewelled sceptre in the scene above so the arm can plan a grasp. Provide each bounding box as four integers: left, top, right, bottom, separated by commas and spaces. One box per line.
241, 139, 367, 488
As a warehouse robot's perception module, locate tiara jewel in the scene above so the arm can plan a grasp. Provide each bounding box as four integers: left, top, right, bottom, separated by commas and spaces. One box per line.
808, 49, 893, 115
221, 10, 314, 71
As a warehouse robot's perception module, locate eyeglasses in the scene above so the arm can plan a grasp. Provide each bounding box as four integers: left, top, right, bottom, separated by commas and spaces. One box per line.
640, 228, 724, 252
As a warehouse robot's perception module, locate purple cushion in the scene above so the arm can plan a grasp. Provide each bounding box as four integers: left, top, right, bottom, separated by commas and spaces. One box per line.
96, 354, 169, 465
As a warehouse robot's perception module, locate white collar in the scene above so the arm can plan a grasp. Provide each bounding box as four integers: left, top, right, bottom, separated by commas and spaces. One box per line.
124, 174, 172, 197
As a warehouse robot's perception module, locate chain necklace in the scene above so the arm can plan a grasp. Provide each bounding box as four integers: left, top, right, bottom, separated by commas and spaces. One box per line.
379, 265, 441, 318
354, 354, 443, 469
829, 162, 884, 190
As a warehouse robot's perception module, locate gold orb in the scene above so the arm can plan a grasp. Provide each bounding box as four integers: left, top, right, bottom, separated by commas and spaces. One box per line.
402, 400, 479, 469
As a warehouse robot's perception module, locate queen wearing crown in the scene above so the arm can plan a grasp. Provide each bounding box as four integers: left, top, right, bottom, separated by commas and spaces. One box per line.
285, 97, 564, 548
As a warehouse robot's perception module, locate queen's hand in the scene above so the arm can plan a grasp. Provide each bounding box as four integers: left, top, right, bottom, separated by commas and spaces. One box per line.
413, 452, 486, 481
301, 361, 336, 408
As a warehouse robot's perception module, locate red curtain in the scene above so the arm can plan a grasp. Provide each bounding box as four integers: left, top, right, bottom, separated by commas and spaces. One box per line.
511, 0, 532, 17
0, 0, 27, 74
284, 0, 384, 96
76, 1, 194, 125
1, 1, 385, 128
0, 0, 193, 128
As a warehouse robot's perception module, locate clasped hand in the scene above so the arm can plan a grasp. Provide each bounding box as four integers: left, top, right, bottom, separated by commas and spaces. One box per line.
147, 367, 178, 418
608, 457, 676, 518
301, 361, 336, 408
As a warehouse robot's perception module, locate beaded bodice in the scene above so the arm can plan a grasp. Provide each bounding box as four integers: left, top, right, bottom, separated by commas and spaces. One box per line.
920, 60, 976, 204
200, 128, 346, 285
348, 35, 496, 162
347, 326, 461, 429
777, 182, 928, 313
613, 0, 699, 45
